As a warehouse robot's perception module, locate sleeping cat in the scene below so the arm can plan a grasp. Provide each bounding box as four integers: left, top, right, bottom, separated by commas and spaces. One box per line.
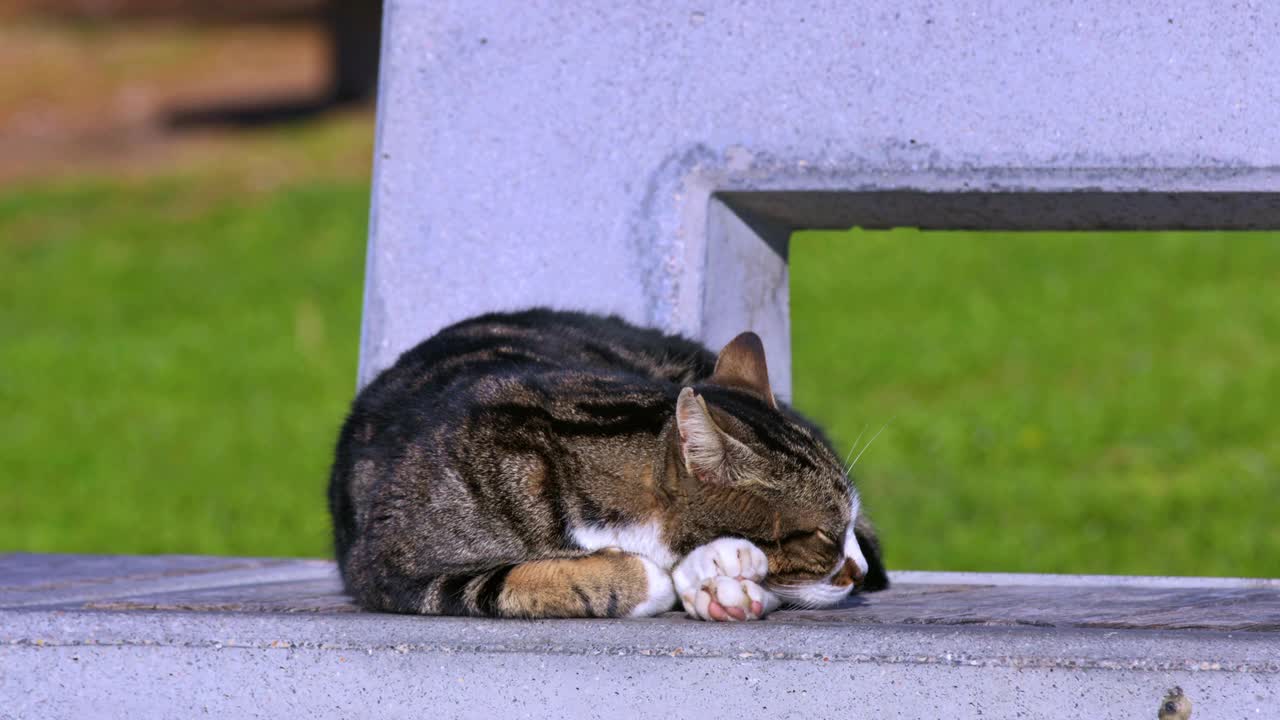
328, 309, 887, 620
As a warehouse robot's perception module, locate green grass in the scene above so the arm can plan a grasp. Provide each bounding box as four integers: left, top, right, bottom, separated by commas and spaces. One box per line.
0, 177, 367, 557
791, 229, 1280, 577
3, 179, 1277, 578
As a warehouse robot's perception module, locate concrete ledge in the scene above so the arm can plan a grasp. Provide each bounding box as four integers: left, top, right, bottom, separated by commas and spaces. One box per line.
3, 554, 1277, 718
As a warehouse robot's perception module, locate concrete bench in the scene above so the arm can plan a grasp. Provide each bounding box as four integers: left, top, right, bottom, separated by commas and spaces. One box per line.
4, 554, 1278, 716
9, 1, 1280, 716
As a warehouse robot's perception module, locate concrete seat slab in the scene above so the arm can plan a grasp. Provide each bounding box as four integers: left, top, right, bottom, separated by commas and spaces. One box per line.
5, 554, 1279, 632
3, 553, 1277, 718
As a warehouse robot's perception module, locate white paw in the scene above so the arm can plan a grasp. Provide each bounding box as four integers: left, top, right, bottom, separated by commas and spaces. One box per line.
672, 537, 778, 621
627, 555, 677, 618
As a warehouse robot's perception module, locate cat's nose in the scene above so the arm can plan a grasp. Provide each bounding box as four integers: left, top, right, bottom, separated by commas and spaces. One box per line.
832, 558, 864, 587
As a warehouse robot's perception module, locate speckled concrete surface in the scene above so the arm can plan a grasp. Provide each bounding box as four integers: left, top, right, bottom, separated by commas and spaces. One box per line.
3, 554, 1278, 718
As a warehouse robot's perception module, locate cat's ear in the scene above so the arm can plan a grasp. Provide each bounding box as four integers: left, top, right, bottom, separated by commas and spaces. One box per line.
675, 387, 755, 483
710, 332, 777, 408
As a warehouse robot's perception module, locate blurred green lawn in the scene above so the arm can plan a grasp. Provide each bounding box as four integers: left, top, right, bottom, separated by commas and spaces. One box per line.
0, 175, 367, 557
2, 163, 1277, 576
793, 230, 1280, 577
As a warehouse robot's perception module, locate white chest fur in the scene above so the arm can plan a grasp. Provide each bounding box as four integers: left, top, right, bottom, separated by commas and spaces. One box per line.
571, 521, 677, 571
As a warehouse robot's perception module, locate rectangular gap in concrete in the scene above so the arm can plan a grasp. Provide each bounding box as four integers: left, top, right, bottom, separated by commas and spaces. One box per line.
705, 190, 1280, 395
784, 225, 1279, 577
703, 190, 1280, 576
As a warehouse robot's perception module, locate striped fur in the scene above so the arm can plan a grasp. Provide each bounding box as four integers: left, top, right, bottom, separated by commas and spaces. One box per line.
416, 550, 663, 618
328, 309, 886, 619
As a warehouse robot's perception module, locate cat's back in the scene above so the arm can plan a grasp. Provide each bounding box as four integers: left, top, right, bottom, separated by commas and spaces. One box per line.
355, 309, 717, 413
329, 309, 714, 571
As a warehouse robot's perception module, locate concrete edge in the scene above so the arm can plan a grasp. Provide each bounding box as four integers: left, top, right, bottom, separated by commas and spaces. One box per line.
0, 556, 336, 609
890, 570, 1280, 589
4, 608, 1278, 674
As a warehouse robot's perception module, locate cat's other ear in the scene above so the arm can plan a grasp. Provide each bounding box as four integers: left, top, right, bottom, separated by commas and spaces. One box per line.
710, 332, 777, 408
675, 387, 755, 483
853, 513, 890, 591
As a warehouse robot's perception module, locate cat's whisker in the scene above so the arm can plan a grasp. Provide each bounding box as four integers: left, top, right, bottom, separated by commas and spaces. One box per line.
849, 417, 895, 470
843, 425, 869, 475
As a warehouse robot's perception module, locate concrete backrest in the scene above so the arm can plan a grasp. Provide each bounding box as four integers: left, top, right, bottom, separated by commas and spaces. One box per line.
360, 1, 1280, 398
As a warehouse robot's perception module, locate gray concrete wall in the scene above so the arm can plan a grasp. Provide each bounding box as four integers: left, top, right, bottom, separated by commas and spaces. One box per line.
361, 0, 1280, 394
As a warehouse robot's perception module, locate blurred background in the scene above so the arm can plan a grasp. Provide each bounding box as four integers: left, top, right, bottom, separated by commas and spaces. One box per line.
1, 0, 376, 556
1, 2, 1276, 577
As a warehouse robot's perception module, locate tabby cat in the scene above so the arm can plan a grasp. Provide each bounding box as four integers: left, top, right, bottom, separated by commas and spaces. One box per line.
329, 309, 887, 620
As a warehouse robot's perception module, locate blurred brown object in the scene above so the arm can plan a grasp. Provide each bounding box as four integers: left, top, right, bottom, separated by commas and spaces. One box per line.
2, 0, 383, 107
0, 0, 379, 184
329, 0, 381, 104
163, 0, 382, 127
0, 0, 321, 22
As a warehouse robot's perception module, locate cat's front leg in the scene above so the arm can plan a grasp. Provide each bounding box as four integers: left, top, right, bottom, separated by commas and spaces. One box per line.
671, 537, 780, 621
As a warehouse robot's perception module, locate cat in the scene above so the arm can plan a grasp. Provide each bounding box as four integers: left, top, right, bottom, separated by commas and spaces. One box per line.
328, 308, 887, 620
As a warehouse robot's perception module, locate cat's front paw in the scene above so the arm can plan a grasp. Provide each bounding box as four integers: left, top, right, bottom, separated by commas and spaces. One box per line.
672, 537, 779, 621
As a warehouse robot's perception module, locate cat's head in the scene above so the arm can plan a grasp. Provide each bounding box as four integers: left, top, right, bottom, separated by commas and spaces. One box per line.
675, 331, 888, 606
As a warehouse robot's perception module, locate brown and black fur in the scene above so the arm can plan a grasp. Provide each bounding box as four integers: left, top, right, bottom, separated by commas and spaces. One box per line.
329, 308, 887, 618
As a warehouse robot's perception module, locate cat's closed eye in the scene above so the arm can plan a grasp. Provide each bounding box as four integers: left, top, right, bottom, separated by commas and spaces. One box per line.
813, 529, 840, 548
